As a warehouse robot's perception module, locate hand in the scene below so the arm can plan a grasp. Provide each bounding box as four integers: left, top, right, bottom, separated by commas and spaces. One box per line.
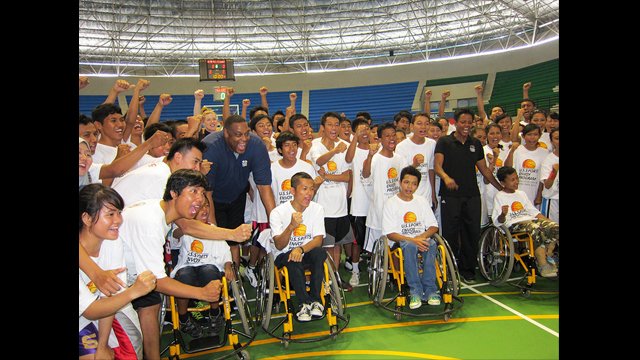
225, 268, 236, 281
187, 114, 203, 129
201, 280, 222, 303
288, 247, 304, 262
474, 84, 483, 94
368, 142, 380, 156
501, 205, 509, 216
114, 144, 132, 159
334, 141, 347, 153
242, 98, 251, 107
194, 89, 205, 100
147, 130, 170, 148
131, 270, 157, 297
317, 167, 326, 178
412, 153, 424, 167
302, 138, 312, 151
290, 212, 303, 228
261, 136, 273, 150
413, 237, 430, 252
94, 267, 127, 296
113, 79, 131, 93
159, 93, 173, 107
444, 177, 459, 191
486, 153, 494, 164
200, 159, 212, 175
138, 95, 146, 105
79, 76, 89, 89
552, 163, 559, 172
259, 86, 268, 95
424, 89, 432, 97
230, 224, 252, 242
441, 90, 450, 99
135, 79, 150, 92
523, 82, 532, 90
225, 87, 235, 98
492, 147, 500, 158
516, 108, 524, 119
534, 195, 542, 206
289, 92, 297, 101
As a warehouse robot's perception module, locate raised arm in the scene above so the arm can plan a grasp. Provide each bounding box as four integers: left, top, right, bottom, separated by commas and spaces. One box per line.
315, 142, 347, 167
193, 89, 204, 116
173, 218, 252, 243
146, 93, 172, 128
241, 98, 250, 121
259, 86, 269, 112
423, 89, 432, 113
222, 87, 235, 120
123, 79, 150, 143
523, 82, 531, 100
438, 90, 450, 117
98, 130, 169, 179
79, 76, 90, 90
362, 143, 379, 178
102, 79, 131, 105
475, 84, 488, 121
543, 163, 559, 189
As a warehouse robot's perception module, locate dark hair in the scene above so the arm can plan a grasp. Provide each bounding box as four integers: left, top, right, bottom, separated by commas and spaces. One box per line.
273, 110, 285, 118
143, 122, 173, 141
170, 120, 188, 139
471, 126, 486, 137
494, 113, 511, 124
321, 112, 341, 126
355, 111, 371, 121
163, 169, 208, 201
339, 117, 351, 125
429, 120, 442, 130
351, 118, 369, 132
249, 114, 272, 131
79, 113, 93, 125
289, 113, 309, 129
291, 171, 313, 189
393, 111, 413, 124
91, 103, 122, 124
249, 106, 269, 120
454, 108, 475, 122
377, 122, 396, 138
521, 123, 541, 137
275, 131, 300, 153
224, 114, 247, 130
521, 98, 536, 107
167, 137, 206, 161
548, 112, 559, 120
411, 112, 431, 124
485, 123, 502, 134
396, 129, 407, 138
277, 117, 285, 130
497, 166, 516, 182
400, 166, 422, 185
549, 127, 559, 139
491, 105, 506, 114
531, 109, 547, 119
79, 184, 124, 232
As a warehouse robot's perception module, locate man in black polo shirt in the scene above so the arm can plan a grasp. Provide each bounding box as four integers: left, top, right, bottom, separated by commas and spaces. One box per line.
202, 114, 276, 267
434, 108, 502, 283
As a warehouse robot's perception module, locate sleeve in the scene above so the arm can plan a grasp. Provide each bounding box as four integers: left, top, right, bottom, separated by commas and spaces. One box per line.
221, 244, 232, 265
79, 276, 97, 317
250, 137, 274, 186
269, 206, 286, 238
539, 154, 555, 184
427, 143, 435, 170
89, 163, 104, 184
311, 206, 326, 238
381, 198, 400, 235
308, 144, 322, 171
434, 137, 446, 155
475, 140, 485, 162
129, 226, 168, 280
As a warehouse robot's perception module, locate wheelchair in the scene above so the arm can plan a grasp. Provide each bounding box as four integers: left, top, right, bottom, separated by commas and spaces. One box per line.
254, 252, 350, 348
160, 264, 256, 360
478, 224, 559, 297
368, 234, 463, 321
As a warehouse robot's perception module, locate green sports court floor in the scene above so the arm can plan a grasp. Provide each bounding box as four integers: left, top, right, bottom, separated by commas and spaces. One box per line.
160, 266, 559, 360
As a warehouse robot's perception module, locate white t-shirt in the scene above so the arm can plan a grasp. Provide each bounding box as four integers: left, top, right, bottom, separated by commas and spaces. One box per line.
93, 143, 119, 166
538, 132, 552, 153
483, 145, 508, 216
540, 152, 559, 200
170, 233, 232, 277
512, 146, 549, 204
348, 147, 373, 217
394, 136, 436, 206
88, 163, 104, 184
270, 159, 317, 207
499, 139, 513, 150
119, 200, 172, 284
365, 153, 404, 230
309, 139, 350, 217
492, 190, 540, 228
269, 201, 326, 258
249, 173, 268, 223
79, 275, 97, 318
382, 195, 438, 237
111, 161, 171, 207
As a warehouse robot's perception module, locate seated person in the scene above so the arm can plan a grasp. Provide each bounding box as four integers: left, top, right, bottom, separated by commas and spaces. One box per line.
492, 166, 559, 277
170, 196, 234, 337
382, 166, 441, 310
269, 171, 327, 321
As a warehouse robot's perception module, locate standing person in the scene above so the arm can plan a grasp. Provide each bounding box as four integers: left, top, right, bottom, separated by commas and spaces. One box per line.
540, 128, 559, 223
505, 124, 548, 208
483, 124, 508, 221
201, 115, 276, 267
434, 108, 502, 283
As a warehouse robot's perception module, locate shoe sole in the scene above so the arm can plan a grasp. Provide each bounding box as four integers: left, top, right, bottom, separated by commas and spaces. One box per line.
409, 304, 422, 310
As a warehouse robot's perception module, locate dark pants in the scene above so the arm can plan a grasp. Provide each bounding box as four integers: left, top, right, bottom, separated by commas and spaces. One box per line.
214, 192, 247, 247
440, 195, 481, 279
275, 247, 327, 307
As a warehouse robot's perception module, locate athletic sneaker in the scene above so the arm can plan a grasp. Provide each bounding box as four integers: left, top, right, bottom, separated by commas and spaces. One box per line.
344, 259, 353, 271
427, 293, 442, 306
205, 311, 225, 336
245, 266, 258, 288
538, 263, 557, 278
180, 315, 204, 338
296, 303, 312, 322
309, 301, 324, 317
409, 295, 422, 309
349, 272, 360, 287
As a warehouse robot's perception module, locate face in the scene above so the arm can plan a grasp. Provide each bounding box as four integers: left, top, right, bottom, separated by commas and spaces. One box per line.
490, 106, 504, 120
323, 116, 340, 140
96, 113, 125, 142
85, 203, 123, 240
354, 124, 370, 144
149, 133, 175, 158
79, 123, 100, 154
273, 114, 285, 123
280, 140, 298, 162
203, 113, 219, 132
224, 121, 251, 153
395, 117, 410, 132
339, 121, 352, 141
369, 127, 379, 143
454, 114, 473, 138
412, 115, 429, 139
379, 127, 397, 151
546, 116, 559, 131
498, 116, 512, 134
79, 142, 93, 177
438, 119, 449, 133
530, 113, 546, 128
487, 126, 502, 148
523, 128, 541, 146
292, 118, 311, 140
521, 100, 535, 119
290, 178, 315, 208
399, 174, 419, 197
132, 116, 144, 136
175, 124, 189, 139
196, 200, 210, 222
172, 185, 206, 219
253, 118, 273, 139
175, 147, 203, 171
473, 129, 487, 146
501, 172, 519, 192
427, 124, 441, 141
550, 130, 559, 151
395, 131, 406, 143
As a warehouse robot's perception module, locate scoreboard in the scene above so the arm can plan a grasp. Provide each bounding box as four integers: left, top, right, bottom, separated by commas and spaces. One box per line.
198, 59, 235, 81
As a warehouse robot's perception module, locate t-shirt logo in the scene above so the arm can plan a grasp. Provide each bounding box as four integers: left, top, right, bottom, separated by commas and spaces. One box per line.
281, 179, 291, 191
387, 167, 398, 179
470, 145, 476, 152
522, 159, 536, 168
538, 142, 548, 149
86, 281, 97, 294
511, 201, 524, 212
412, 154, 424, 165
191, 240, 204, 254
496, 158, 503, 167
293, 224, 307, 237
403, 212, 417, 223
242, 160, 248, 167
327, 161, 337, 172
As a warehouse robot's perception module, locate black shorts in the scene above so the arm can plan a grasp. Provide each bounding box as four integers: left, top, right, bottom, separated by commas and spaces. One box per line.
349, 215, 366, 248
131, 290, 162, 310
214, 192, 247, 247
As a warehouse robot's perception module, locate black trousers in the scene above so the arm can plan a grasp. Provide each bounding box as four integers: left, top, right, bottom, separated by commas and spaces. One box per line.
440, 195, 481, 279
275, 247, 327, 308
214, 192, 247, 247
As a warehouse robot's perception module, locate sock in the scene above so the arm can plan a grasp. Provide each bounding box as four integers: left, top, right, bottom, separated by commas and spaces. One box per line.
352, 261, 359, 273
209, 307, 221, 317
248, 265, 256, 271
179, 313, 188, 323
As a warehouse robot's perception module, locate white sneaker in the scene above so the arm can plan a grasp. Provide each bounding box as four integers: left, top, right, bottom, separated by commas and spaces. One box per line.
344, 259, 353, 271
349, 272, 360, 287
245, 266, 258, 288
296, 303, 312, 321
309, 301, 324, 317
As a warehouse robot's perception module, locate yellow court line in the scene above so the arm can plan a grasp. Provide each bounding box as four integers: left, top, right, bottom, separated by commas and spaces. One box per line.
261, 349, 459, 359
163, 314, 558, 359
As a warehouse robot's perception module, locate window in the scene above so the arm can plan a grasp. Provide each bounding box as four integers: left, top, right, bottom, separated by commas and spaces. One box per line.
456, 98, 477, 108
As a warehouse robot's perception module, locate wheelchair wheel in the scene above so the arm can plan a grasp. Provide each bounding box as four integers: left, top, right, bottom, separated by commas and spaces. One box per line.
478, 225, 514, 286
158, 293, 168, 333
325, 255, 345, 316
368, 236, 388, 304
230, 264, 254, 335
434, 233, 459, 298
256, 253, 275, 330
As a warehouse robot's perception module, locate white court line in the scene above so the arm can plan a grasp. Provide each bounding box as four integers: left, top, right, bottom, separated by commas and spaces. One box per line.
461, 282, 559, 337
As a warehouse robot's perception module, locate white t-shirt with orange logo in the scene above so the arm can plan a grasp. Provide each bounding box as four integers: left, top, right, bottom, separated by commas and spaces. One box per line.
270, 159, 317, 207
269, 201, 326, 258
538, 132, 552, 153
309, 139, 351, 217
365, 153, 404, 230
540, 152, 559, 200
170, 232, 232, 277
394, 137, 437, 206
483, 145, 508, 216
382, 194, 438, 238
491, 190, 540, 228
348, 147, 373, 217
512, 146, 549, 204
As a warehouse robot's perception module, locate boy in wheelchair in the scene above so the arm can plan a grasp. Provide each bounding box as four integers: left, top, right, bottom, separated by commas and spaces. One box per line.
170, 196, 234, 337
382, 166, 441, 310
269, 171, 327, 322
492, 166, 559, 278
